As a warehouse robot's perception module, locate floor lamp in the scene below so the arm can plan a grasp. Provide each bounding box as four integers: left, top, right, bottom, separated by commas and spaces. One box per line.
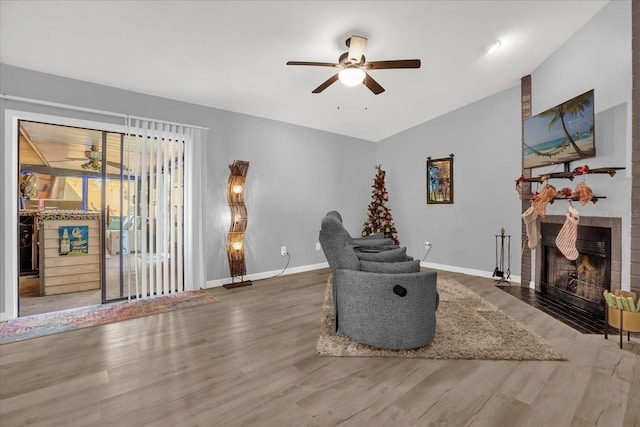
224, 160, 252, 289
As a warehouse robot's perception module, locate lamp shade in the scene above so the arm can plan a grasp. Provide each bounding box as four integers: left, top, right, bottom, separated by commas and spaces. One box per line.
338, 68, 366, 87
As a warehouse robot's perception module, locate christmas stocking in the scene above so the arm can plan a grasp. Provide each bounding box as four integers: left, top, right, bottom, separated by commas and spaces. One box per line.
555, 205, 580, 260
522, 206, 540, 250
532, 184, 556, 218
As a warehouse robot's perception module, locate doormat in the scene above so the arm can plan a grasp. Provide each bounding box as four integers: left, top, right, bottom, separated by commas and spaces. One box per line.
0, 289, 217, 344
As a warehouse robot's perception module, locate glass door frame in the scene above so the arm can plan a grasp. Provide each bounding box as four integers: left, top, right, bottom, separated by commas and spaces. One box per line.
6, 109, 134, 321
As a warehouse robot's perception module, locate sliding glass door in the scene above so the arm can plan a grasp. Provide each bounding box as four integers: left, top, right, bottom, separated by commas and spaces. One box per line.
17, 123, 131, 313
16, 120, 187, 315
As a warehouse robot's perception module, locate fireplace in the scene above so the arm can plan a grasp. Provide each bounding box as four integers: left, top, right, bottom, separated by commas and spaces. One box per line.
540, 223, 610, 316
536, 216, 622, 319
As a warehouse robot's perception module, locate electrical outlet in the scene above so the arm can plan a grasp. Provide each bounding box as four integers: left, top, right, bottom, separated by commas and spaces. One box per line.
315, 242, 321, 251
424, 241, 432, 249
281, 246, 287, 256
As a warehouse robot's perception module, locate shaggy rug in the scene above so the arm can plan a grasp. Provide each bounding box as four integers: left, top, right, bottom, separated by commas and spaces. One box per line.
0, 290, 217, 344
317, 277, 567, 361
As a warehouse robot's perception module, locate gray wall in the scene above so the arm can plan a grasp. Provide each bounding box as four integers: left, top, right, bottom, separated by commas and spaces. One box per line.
202, 110, 376, 281
0, 65, 374, 302
376, 86, 522, 277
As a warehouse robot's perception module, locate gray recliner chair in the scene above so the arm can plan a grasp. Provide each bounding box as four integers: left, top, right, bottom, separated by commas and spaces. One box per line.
319, 212, 439, 350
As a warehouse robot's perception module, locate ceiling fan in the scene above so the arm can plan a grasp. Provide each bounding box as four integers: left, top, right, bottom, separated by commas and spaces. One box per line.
79, 145, 102, 171
286, 35, 421, 95
51, 145, 127, 172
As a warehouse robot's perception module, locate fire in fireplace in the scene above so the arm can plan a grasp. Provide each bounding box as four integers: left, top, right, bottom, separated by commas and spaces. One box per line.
540, 222, 611, 316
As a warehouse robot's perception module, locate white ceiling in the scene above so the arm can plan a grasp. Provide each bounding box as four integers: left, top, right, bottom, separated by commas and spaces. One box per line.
0, 0, 609, 142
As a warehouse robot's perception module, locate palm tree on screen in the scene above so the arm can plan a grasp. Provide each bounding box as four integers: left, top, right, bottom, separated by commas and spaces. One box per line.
539, 92, 592, 158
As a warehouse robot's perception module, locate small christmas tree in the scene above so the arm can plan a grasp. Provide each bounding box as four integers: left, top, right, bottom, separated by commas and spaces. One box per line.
362, 165, 400, 245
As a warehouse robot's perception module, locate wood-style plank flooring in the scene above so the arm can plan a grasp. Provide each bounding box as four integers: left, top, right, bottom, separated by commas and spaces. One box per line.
1, 268, 638, 426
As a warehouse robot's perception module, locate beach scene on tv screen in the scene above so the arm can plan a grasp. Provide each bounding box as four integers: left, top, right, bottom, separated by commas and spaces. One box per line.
523, 90, 595, 169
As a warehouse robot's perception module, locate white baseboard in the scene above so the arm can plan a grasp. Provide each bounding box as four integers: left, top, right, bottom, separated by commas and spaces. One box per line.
206, 262, 329, 288
206, 261, 524, 288
420, 261, 521, 284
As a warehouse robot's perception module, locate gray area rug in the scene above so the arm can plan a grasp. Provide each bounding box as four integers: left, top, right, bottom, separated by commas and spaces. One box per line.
317, 277, 567, 360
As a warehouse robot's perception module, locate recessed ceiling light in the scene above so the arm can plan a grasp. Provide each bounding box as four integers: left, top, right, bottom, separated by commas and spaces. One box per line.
484, 40, 502, 55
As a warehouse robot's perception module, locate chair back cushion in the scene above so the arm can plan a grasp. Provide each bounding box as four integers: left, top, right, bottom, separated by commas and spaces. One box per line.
319, 215, 360, 271
357, 246, 408, 262
326, 211, 343, 223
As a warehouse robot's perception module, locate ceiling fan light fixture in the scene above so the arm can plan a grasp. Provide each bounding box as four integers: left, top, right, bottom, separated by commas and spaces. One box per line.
338, 68, 366, 87
81, 160, 101, 171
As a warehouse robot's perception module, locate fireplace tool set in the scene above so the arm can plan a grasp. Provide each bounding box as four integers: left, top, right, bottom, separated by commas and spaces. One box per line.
493, 227, 511, 284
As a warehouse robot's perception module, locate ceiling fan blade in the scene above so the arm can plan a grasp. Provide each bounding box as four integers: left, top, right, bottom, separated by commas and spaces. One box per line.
287, 61, 339, 67
106, 161, 129, 171
81, 160, 101, 171
48, 157, 86, 162
312, 73, 339, 94
347, 35, 367, 63
363, 73, 385, 95
364, 59, 421, 70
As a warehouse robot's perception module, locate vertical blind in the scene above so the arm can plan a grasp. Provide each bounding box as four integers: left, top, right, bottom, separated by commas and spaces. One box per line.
124, 119, 188, 299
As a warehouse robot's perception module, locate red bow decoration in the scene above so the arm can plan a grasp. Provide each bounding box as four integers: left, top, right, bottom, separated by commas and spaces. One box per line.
559, 187, 573, 198
573, 165, 590, 175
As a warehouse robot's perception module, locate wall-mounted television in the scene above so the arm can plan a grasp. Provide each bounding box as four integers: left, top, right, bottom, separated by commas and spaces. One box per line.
523, 89, 595, 169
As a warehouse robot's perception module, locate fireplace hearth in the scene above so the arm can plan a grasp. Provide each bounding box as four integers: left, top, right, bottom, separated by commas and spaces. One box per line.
499, 215, 621, 333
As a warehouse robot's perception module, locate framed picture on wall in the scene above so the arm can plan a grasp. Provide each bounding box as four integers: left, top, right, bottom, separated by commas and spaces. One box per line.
426, 154, 454, 204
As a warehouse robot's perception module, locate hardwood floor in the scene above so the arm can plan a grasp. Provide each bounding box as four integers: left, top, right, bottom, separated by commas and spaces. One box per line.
1, 268, 638, 426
